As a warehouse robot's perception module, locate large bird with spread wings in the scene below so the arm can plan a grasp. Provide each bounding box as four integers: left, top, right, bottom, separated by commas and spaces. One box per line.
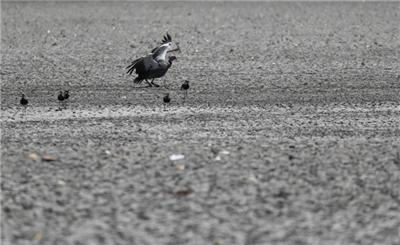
127, 33, 178, 87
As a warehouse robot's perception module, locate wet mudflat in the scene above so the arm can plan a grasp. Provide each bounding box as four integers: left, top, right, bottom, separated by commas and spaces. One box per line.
1, 1, 400, 245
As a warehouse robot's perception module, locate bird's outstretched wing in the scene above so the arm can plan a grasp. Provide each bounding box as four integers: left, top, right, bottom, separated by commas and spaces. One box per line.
126, 53, 158, 75
126, 57, 142, 75
151, 33, 172, 51
150, 33, 172, 61
161, 33, 172, 44
151, 43, 171, 62
142, 53, 158, 71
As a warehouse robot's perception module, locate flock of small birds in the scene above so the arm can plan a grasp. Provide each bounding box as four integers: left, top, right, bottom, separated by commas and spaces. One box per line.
17, 90, 69, 117
16, 33, 190, 117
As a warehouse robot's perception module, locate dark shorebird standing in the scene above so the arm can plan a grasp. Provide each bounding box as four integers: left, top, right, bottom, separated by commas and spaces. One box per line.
57, 91, 64, 110
181, 80, 190, 99
20, 93, 28, 116
63, 90, 69, 108
163, 93, 171, 109
126, 33, 180, 87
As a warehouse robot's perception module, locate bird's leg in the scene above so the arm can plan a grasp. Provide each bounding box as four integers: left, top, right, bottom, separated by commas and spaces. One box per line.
167, 42, 181, 53
145, 79, 152, 87
151, 79, 160, 87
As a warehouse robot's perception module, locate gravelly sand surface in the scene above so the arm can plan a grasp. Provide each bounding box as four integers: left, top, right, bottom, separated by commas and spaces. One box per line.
1, 2, 400, 245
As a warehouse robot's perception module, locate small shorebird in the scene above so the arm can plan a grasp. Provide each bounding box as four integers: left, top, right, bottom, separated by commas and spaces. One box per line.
20, 93, 28, 116
181, 80, 190, 99
57, 91, 65, 110
163, 93, 171, 109
126, 33, 180, 87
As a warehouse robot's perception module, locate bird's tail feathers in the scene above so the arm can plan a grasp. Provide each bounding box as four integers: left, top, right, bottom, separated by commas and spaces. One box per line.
134, 77, 143, 84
